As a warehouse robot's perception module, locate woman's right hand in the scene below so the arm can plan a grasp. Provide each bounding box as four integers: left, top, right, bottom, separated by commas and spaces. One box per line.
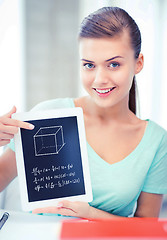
0, 106, 34, 147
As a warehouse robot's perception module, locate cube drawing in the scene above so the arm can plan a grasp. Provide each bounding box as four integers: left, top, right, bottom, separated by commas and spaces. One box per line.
33, 126, 65, 156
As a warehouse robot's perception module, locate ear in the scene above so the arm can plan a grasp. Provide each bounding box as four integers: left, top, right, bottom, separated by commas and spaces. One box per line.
135, 53, 144, 74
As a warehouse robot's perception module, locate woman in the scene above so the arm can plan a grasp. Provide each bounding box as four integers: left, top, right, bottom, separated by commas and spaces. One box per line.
0, 7, 167, 218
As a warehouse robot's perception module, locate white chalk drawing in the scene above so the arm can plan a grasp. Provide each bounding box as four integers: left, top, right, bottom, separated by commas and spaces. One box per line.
33, 126, 65, 156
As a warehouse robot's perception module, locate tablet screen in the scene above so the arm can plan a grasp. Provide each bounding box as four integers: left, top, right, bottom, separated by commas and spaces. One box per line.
13, 108, 92, 211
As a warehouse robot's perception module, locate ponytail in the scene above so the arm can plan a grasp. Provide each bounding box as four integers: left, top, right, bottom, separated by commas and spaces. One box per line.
129, 77, 136, 114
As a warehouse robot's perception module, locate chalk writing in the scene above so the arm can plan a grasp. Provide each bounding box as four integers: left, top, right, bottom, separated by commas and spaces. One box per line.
31, 164, 80, 192
34, 185, 44, 192
34, 178, 81, 191
31, 164, 73, 176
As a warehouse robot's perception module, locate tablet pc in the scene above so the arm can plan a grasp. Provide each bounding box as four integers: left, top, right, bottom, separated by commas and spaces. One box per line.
13, 107, 92, 211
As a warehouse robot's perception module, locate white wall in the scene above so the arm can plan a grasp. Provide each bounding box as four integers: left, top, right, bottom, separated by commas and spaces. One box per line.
0, 0, 25, 115
0, 0, 25, 155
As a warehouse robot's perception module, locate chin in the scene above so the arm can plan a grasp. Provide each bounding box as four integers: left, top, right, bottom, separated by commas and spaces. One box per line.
93, 98, 115, 109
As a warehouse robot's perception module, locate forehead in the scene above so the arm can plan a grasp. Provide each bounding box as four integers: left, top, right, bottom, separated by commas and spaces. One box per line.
79, 31, 134, 60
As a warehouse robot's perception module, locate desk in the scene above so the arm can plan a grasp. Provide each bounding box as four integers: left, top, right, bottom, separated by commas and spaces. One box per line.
1, 209, 167, 240
0, 209, 65, 240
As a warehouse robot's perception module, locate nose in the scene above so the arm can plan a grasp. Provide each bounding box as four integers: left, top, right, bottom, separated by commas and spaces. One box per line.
94, 67, 110, 85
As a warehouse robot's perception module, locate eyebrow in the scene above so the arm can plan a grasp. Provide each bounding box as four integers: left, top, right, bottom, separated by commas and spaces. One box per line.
81, 59, 94, 63
105, 56, 124, 62
81, 56, 123, 63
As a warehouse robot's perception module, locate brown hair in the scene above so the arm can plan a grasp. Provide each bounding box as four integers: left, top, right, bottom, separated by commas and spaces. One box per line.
79, 7, 142, 114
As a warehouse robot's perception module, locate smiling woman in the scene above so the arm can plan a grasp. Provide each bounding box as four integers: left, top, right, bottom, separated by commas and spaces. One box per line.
0, 6, 167, 219
79, 33, 143, 109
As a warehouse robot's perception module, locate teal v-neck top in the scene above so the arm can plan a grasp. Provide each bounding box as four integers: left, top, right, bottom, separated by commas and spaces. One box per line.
9, 98, 167, 217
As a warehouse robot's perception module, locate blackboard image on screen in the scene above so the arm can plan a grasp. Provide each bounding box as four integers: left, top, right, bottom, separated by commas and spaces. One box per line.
13, 107, 92, 211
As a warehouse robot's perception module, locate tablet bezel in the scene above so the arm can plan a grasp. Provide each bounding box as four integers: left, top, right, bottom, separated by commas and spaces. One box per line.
13, 107, 92, 211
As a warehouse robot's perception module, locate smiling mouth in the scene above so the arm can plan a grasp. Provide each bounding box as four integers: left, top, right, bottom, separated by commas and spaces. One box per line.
93, 87, 116, 94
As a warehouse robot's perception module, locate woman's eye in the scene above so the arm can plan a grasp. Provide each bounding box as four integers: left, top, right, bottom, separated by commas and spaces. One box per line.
109, 62, 120, 68
83, 63, 95, 69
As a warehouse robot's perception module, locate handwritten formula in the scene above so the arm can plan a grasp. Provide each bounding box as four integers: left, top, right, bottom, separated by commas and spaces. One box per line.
31, 164, 81, 192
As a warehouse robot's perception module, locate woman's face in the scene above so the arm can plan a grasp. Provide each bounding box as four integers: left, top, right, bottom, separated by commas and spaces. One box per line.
79, 31, 143, 110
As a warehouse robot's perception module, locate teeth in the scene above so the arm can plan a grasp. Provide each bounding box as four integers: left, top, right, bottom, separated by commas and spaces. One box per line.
95, 88, 112, 93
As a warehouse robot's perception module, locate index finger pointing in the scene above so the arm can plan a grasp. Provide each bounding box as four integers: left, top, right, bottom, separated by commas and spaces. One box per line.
3, 118, 35, 130
13, 119, 35, 130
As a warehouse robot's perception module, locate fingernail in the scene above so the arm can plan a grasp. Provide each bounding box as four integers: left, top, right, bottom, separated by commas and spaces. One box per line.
57, 202, 63, 208
29, 124, 34, 130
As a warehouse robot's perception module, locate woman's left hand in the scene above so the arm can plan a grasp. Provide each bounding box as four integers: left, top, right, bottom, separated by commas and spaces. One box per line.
32, 201, 92, 219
